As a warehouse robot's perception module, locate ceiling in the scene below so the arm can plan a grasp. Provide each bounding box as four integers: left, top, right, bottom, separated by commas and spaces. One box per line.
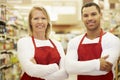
0, 0, 120, 25
0, 0, 81, 25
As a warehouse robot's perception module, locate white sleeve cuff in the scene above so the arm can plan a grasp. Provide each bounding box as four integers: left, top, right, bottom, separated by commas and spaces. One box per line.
95, 59, 100, 71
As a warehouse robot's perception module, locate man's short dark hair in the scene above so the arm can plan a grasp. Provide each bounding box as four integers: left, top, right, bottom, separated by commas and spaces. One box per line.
81, 2, 101, 14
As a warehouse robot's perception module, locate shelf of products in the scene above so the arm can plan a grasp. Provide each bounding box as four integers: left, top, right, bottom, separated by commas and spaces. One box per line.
0, 4, 22, 80
0, 50, 20, 80
102, 8, 120, 80
115, 57, 120, 80
109, 24, 120, 80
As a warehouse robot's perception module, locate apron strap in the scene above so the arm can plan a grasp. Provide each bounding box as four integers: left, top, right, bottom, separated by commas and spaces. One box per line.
49, 39, 57, 49
80, 34, 86, 45
31, 37, 56, 49
99, 28, 103, 43
80, 28, 103, 45
31, 36, 37, 49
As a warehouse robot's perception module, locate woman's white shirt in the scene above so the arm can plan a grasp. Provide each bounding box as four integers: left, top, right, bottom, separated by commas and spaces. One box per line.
17, 36, 68, 80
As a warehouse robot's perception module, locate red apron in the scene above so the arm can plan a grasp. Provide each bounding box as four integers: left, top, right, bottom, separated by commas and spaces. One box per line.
77, 30, 113, 80
20, 36, 61, 80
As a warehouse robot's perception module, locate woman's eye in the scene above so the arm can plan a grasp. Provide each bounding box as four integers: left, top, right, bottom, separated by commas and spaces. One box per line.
83, 14, 88, 17
34, 17, 39, 20
33, 17, 47, 20
42, 17, 46, 20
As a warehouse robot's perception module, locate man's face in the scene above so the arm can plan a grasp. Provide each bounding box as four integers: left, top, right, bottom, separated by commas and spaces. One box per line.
82, 6, 102, 31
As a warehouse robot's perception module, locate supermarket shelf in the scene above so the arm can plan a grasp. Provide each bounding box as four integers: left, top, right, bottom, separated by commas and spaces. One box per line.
0, 64, 12, 70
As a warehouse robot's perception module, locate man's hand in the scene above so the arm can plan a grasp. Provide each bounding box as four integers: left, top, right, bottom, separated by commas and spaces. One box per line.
100, 55, 113, 72
31, 58, 36, 64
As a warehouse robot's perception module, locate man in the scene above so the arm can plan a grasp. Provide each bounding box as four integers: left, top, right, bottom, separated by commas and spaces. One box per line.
65, 2, 120, 80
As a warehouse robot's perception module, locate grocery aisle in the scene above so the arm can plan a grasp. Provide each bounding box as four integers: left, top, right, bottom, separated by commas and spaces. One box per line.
0, 0, 120, 80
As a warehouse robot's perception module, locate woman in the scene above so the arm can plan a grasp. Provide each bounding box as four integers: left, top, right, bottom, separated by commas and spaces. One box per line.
17, 6, 68, 80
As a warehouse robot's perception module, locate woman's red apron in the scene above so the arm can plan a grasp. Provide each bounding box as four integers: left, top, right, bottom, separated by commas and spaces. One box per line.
20, 37, 61, 80
77, 30, 113, 80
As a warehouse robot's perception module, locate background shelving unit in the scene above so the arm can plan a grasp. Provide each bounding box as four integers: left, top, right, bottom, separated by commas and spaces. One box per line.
111, 25, 120, 80
0, 4, 22, 80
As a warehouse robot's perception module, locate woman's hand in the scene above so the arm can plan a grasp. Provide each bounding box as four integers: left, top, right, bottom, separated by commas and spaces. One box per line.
31, 58, 36, 64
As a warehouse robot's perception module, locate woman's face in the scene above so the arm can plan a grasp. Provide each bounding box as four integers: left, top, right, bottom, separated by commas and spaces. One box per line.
31, 9, 48, 33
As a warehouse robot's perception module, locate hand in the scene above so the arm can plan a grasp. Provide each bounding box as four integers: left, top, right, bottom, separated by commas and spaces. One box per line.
30, 58, 36, 64
100, 55, 113, 72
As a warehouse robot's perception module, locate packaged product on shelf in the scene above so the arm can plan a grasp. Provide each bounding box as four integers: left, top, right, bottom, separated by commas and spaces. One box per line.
0, 20, 6, 34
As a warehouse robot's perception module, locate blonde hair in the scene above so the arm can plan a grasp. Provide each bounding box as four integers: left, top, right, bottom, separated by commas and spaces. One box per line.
28, 6, 52, 39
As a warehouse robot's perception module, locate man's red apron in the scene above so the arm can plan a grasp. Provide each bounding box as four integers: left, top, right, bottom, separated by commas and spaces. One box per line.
77, 30, 113, 80
20, 36, 61, 80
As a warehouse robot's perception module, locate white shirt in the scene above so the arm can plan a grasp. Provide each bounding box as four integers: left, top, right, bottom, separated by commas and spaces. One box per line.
17, 36, 68, 80
65, 32, 120, 77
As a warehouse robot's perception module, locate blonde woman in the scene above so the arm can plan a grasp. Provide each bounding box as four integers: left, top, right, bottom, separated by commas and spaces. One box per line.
17, 6, 68, 80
